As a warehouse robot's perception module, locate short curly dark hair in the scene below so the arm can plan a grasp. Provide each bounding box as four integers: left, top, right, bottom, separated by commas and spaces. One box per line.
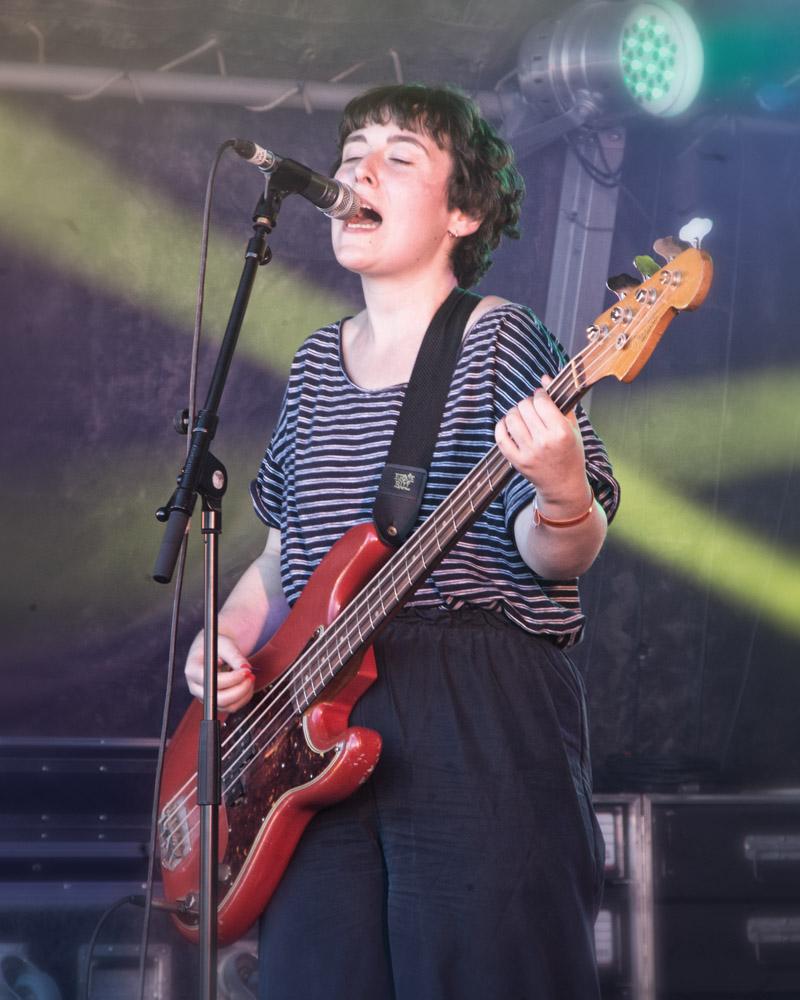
335, 84, 525, 288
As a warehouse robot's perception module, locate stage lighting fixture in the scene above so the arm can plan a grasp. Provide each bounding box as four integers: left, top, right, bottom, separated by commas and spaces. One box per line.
517, 0, 703, 128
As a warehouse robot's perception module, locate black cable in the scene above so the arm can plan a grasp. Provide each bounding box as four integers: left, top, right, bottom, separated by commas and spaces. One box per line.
136, 535, 188, 1000
592, 131, 616, 176
136, 137, 237, 1000
81, 895, 141, 1000
563, 128, 624, 188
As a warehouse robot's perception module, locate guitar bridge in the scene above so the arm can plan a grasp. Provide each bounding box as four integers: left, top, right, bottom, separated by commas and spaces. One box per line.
158, 800, 191, 871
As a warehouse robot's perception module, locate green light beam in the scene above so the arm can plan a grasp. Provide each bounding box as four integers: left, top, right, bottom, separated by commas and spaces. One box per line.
0, 100, 355, 374
592, 367, 800, 486
610, 457, 800, 637
4, 441, 268, 644
4, 103, 798, 640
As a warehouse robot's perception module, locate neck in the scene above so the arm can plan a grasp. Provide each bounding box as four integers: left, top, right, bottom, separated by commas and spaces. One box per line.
358, 268, 458, 348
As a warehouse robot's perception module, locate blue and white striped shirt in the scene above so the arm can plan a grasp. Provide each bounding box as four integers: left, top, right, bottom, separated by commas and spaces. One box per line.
251, 303, 619, 646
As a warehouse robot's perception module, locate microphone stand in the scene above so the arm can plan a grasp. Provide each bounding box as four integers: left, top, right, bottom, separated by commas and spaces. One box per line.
153, 177, 286, 1000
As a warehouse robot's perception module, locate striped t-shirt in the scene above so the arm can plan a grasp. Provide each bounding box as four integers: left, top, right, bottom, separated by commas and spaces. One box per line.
251, 303, 619, 646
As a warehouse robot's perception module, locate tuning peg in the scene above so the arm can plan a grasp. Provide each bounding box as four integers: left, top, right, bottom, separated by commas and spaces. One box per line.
679, 216, 713, 249
606, 273, 640, 299
653, 236, 690, 263
634, 255, 660, 279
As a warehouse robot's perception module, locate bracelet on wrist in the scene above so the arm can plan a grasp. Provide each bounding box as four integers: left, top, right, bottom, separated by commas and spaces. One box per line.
533, 495, 595, 529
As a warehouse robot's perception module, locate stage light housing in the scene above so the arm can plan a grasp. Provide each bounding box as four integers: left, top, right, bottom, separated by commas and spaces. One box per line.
517, 0, 703, 126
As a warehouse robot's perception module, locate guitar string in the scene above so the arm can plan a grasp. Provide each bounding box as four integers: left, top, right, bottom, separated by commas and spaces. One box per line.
158, 305, 647, 852
160, 288, 674, 853
158, 334, 598, 828
158, 447, 515, 858
158, 314, 637, 850
161, 447, 518, 858
160, 354, 645, 863
162, 320, 638, 848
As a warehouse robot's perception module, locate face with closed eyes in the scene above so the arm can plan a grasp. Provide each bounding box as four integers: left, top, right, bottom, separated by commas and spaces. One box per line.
331, 120, 478, 282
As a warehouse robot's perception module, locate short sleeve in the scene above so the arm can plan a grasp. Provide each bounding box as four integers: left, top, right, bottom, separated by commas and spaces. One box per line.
249, 388, 289, 529
249, 327, 310, 532
493, 307, 620, 535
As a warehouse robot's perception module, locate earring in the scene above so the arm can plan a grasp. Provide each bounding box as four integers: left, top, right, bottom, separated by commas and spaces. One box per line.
447, 230, 459, 239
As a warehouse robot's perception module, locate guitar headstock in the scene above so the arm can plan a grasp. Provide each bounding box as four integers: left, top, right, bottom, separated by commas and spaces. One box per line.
581, 243, 713, 385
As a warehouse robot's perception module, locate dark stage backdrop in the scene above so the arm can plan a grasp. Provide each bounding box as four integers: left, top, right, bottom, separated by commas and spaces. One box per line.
577, 115, 800, 787
1, 87, 798, 787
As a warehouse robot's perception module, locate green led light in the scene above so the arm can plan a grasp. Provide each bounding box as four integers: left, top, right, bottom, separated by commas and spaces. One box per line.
619, 0, 704, 115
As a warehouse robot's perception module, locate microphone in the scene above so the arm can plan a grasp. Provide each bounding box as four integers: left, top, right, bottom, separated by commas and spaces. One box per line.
232, 139, 361, 220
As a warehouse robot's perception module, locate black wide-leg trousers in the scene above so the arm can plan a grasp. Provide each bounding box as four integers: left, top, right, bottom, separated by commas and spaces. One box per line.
258, 606, 604, 1000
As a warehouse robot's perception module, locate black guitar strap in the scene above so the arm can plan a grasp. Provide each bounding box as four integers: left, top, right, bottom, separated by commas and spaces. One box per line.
372, 286, 482, 547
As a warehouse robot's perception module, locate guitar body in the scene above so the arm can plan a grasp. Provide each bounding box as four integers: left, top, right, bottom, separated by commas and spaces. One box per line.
159, 521, 393, 944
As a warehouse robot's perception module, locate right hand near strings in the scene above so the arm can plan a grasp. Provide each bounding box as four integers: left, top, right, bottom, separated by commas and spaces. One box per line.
184, 630, 256, 713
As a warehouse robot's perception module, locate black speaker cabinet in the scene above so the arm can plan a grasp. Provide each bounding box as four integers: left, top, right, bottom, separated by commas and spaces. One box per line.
652, 792, 800, 998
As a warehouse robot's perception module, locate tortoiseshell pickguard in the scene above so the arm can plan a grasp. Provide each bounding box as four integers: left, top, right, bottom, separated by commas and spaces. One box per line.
218, 703, 335, 890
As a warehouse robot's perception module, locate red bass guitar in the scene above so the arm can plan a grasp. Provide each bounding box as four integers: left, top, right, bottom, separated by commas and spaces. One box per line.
158, 241, 712, 944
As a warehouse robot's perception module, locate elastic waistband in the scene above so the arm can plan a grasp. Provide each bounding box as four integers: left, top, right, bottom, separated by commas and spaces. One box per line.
391, 602, 546, 636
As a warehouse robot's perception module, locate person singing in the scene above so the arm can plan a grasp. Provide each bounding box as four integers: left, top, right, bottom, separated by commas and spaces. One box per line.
185, 82, 619, 1000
